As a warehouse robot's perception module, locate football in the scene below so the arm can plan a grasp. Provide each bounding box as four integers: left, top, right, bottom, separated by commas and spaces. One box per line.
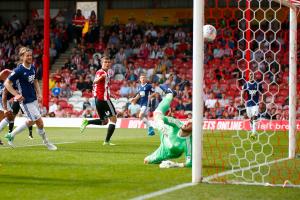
203, 24, 217, 42
0, 69, 12, 81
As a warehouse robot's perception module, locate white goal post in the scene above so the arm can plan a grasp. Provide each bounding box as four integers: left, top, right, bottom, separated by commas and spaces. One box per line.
192, 0, 298, 184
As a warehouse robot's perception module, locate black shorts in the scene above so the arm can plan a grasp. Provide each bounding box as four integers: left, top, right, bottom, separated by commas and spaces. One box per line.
11, 101, 21, 116
95, 98, 116, 120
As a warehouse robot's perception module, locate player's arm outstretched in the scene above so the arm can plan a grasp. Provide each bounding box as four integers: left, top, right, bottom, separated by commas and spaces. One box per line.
93, 73, 106, 84
131, 93, 141, 104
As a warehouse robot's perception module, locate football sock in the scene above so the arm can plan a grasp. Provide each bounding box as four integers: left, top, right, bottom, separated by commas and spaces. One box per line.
28, 126, 33, 136
88, 119, 103, 125
105, 122, 116, 142
9, 121, 14, 133
252, 120, 256, 134
155, 93, 173, 115
0, 118, 9, 131
11, 122, 28, 137
142, 117, 151, 128
37, 128, 48, 142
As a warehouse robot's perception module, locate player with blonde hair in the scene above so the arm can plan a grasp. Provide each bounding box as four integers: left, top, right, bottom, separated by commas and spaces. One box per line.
4, 47, 57, 150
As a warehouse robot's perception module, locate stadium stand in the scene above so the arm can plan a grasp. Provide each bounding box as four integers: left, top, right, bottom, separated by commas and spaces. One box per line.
0, 7, 299, 120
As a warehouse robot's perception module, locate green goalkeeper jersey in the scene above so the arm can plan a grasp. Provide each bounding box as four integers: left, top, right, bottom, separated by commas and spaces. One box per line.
146, 112, 192, 167
145, 93, 192, 167
161, 116, 192, 167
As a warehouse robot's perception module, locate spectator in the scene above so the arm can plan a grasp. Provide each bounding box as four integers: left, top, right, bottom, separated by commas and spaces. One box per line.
119, 81, 131, 97
52, 83, 61, 97
49, 101, 58, 117
82, 98, 91, 110
85, 76, 93, 91
174, 27, 186, 41
60, 83, 72, 98
177, 74, 190, 90
54, 105, 66, 117
39, 103, 48, 117
153, 60, 167, 75
124, 44, 133, 58
128, 81, 138, 97
85, 10, 98, 43
72, 9, 85, 43
49, 74, 56, 90
176, 99, 185, 111
145, 23, 157, 38
173, 110, 187, 119
205, 93, 217, 109
150, 93, 161, 112
76, 75, 87, 91
55, 10, 66, 27
112, 62, 126, 75
94, 37, 105, 53
128, 101, 141, 118
10, 15, 22, 32
164, 43, 175, 58
184, 98, 192, 111
204, 111, 211, 119
126, 69, 138, 82
82, 108, 94, 118
182, 85, 191, 99
115, 47, 127, 64
108, 32, 120, 47
50, 43, 58, 64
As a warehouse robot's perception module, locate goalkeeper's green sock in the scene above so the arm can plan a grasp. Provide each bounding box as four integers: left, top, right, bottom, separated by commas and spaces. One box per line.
155, 94, 173, 115
252, 120, 256, 134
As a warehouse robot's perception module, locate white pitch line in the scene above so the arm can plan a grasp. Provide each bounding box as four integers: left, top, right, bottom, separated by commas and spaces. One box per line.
0, 141, 76, 149
131, 157, 292, 200
130, 182, 196, 200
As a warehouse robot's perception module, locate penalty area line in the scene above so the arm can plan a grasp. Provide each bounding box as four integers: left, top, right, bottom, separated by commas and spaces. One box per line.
130, 182, 196, 200
0, 141, 76, 149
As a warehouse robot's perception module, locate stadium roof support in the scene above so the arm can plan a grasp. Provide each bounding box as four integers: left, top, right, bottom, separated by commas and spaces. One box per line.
43, 0, 50, 109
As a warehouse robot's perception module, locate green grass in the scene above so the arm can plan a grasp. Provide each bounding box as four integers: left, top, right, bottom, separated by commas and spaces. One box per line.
150, 183, 300, 200
0, 128, 299, 200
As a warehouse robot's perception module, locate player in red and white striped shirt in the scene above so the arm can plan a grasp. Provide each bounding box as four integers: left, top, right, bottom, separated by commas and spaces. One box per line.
80, 56, 117, 145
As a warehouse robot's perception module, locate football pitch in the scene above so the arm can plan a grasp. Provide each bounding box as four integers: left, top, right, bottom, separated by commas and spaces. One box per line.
0, 128, 299, 200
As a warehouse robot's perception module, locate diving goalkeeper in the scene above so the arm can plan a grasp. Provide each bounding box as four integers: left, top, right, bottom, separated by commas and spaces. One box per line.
144, 86, 192, 168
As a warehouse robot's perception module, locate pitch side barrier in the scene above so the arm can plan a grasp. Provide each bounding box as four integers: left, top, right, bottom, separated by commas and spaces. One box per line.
13, 118, 300, 130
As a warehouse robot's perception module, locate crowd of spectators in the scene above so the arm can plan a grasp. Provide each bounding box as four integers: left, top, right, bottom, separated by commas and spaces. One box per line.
49, 9, 300, 120
0, 13, 69, 78
1, 9, 299, 120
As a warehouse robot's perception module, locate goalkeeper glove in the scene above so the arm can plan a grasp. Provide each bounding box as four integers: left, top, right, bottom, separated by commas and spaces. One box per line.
159, 160, 185, 168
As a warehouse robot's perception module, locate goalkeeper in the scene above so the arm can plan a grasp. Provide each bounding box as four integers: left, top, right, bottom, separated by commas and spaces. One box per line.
144, 86, 192, 168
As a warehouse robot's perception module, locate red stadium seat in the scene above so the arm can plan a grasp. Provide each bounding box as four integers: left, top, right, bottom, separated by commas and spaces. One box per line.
279, 89, 288, 96
58, 100, 68, 109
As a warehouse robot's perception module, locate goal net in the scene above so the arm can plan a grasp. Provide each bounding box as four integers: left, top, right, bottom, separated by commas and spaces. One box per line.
199, 0, 300, 187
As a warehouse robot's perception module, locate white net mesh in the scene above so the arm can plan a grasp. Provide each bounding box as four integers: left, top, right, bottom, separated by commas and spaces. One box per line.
229, 0, 299, 185
203, 0, 300, 187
